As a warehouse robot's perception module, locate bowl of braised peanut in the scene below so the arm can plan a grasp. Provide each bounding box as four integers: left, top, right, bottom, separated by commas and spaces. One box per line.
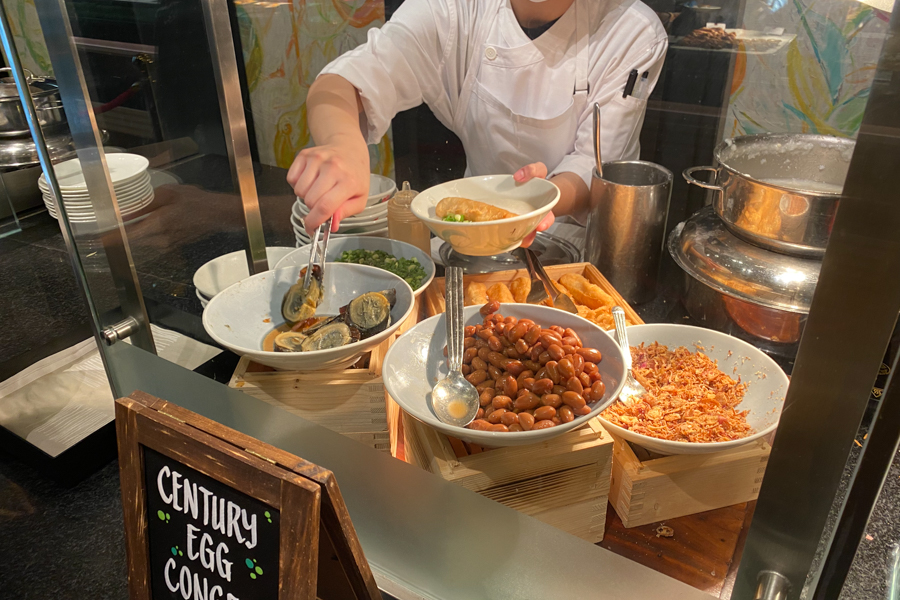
383, 301, 627, 446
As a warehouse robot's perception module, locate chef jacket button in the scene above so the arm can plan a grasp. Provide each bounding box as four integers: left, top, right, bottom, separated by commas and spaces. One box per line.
485, 46, 497, 60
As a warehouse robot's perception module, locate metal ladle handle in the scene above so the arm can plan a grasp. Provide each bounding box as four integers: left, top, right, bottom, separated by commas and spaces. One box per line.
593, 102, 603, 178
612, 306, 632, 373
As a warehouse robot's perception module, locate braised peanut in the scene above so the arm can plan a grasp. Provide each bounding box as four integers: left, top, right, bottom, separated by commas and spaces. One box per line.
576, 347, 602, 362
467, 370, 488, 385
514, 391, 541, 411
532, 378, 554, 396
487, 408, 508, 424
561, 391, 586, 410
463, 306, 606, 433
566, 376, 584, 394
492, 395, 513, 410
540, 394, 562, 408
518, 412, 535, 430
480, 300, 500, 315
500, 411, 519, 427
534, 406, 557, 421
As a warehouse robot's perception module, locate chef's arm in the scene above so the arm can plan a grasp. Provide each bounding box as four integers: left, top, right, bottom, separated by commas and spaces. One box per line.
548, 172, 590, 216
306, 74, 368, 149
287, 74, 372, 232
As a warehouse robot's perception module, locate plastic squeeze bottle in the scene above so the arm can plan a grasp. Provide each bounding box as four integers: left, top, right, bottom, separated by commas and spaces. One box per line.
387, 181, 431, 254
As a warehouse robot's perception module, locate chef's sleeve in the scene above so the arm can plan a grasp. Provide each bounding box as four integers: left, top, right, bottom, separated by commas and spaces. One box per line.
548, 19, 668, 210
319, 0, 459, 144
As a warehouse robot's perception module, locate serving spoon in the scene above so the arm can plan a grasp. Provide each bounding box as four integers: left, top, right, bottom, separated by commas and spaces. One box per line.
612, 306, 647, 404
431, 267, 480, 426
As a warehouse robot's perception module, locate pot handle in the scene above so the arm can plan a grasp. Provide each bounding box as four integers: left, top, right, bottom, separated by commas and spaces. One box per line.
683, 166, 723, 191
0, 67, 34, 83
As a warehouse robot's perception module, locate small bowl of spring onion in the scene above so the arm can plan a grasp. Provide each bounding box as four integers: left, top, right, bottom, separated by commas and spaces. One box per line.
273, 236, 436, 297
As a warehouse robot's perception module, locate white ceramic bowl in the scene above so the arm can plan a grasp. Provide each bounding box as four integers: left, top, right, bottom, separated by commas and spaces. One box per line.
294, 197, 389, 220
203, 263, 415, 371
366, 173, 397, 206
275, 236, 435, 297
383, 304, 626, 447
411, 175, 559, 256
597, 323, 789, 455
192, 247, 295, 299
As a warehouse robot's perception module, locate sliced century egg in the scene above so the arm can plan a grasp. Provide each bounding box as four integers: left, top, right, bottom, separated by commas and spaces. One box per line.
345, 291, 392, 336
299, 322, 361, 352
273, 331, 307, 353
282, 265, 323, 323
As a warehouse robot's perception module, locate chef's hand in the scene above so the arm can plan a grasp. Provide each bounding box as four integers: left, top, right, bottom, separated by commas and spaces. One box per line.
514, 162, 555, 248
286, 136, 370, 234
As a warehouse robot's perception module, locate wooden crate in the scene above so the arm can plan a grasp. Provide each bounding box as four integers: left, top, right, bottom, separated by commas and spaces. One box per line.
424, 262, 642, 325
403, 413, 614, 543
229, 295, 422, 455
608, 433, 771, 528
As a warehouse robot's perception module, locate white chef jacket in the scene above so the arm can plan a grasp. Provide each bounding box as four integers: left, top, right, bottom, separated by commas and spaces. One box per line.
321, 0, 667, 211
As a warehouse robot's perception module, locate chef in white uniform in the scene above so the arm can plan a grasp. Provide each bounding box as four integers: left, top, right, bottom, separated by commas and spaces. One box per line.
288, 0, 667, 243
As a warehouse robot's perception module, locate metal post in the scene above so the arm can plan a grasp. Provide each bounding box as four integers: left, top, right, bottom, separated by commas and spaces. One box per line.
30, 0, 156, 356
733, 8, 900, 598
812, 344, 900, 599
199, 0, 268, 275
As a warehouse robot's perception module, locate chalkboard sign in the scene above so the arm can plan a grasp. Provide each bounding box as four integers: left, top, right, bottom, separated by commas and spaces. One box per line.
116, 391, 382, 600
144, 447, 279, 600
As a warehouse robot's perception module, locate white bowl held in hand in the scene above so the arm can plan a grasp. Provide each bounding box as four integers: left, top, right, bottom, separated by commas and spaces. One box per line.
193, 247, 295, 300
383, 304, 626, 447
597, 323, 789, 455
411, 175, 559, 256
274, 236, 436, 297
203, 263, 415, 371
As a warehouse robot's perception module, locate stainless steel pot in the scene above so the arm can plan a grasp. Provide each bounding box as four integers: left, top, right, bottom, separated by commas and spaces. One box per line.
0, 69, 66, 137
683, 133, 854, 257
668, 206, 821, 355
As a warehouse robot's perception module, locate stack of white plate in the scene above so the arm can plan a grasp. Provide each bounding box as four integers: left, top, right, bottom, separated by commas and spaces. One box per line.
38, 153, 153, 223
291, 173, 396, 246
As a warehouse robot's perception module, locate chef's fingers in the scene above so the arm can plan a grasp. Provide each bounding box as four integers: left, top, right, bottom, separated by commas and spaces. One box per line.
304, 181, 362, 233
513, 162, 548, 182
286, 152, 308, 187
331, 196, 368, 231
520, 212, 554, 248
537, 211, 555, 232
291, 153, 327, 200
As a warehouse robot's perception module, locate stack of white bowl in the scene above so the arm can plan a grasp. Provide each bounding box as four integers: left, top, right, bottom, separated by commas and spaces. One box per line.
291, 173, 396, 246
194, 247, 295, 308
38, 154, 154, 223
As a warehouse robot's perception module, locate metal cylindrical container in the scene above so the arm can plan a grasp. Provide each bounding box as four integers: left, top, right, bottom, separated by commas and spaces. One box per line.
585, 161, 673, 304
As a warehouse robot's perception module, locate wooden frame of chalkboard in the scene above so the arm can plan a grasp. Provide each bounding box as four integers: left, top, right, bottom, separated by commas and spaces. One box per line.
116, 391, 382, 600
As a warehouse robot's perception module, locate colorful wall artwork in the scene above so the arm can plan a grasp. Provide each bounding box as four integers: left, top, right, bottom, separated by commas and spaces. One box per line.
2, 0, 54, 77
727, 0, 889, 139
234, 0, 394, 177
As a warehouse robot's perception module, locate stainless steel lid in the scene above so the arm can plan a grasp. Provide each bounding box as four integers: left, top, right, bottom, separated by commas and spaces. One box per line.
0, 129, 75, 168
440, 231, 582, 273
668, 206, 821, 313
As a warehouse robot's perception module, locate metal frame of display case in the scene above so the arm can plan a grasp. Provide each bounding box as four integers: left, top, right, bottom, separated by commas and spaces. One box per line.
10, 0, 900, 597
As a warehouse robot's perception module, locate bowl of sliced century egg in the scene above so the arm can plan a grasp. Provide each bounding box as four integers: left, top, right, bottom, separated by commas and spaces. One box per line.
411, 174, 560, 256
202, 263, 415, 371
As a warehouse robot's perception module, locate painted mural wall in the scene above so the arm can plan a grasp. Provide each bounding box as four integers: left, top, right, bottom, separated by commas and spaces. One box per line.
234, 0, 394, 176
727, 0, 889, 138
2, 0, 393, 177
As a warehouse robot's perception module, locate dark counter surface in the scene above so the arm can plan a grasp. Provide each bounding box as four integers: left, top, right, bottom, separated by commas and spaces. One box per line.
0, 153, 892, 599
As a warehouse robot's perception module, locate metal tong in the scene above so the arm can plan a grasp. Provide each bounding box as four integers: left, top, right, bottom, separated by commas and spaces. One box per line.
515, 247, 578, 314
302, 217, 333, 291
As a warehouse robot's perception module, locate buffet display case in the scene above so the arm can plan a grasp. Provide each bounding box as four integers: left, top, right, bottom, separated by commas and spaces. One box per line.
0, 0, 899, 598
